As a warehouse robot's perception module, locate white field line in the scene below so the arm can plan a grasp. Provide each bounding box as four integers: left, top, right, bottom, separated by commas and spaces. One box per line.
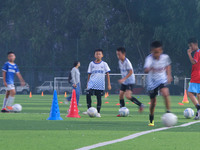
76, 120, 200, 150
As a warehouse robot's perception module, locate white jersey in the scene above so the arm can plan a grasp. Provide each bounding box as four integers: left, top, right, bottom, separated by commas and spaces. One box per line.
144, 54, 171, 91
87, 61, 110, 90
119, 58, 135, 85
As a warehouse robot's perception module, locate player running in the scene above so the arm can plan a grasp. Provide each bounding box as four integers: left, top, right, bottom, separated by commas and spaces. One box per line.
187, 38, 200, 120
144, 41, 172, 126
116, 47, 144, 117
1, 51, 25, 112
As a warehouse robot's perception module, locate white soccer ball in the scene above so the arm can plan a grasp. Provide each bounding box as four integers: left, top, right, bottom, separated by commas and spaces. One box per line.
119, 107, 129, 117
87, 107, 98, 117
184, 108, 194, 119
12, 104, 22, 112
161, 113, 177, 127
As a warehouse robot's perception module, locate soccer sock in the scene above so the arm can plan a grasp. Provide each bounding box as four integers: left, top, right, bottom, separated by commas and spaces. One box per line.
120, 99, 125, 108
196, 104, 200, 111
149, 114, 154, 123
97, 95, 102, 113
6, 96, 15, 107
2, 97, 8, 109
130, 97, 142, 106
86, 94, 92, 109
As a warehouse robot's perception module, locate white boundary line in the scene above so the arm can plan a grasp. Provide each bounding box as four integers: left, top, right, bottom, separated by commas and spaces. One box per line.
76, 121, 200, 150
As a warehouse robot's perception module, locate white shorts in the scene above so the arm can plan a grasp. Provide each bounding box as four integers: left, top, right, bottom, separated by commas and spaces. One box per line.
6, 84, 15, 91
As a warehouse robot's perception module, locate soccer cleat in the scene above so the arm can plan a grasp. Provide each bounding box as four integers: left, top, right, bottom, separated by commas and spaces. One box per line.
1, 108, 9, 113
6, 106, 13, 111
139, 104, 145, 113
148, 120, 154, 126
96, 113, 101, 118
194, 111, 200, 120
82, 111, 88, 115
117, 114, 121, 117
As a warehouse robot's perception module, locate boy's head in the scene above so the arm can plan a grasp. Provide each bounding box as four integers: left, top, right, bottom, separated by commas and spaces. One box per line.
116, 47, 126, 61
7, 51, 16, 62
94, 49, 103, 61
150, 41, 163, 59
188, 37, 198, 51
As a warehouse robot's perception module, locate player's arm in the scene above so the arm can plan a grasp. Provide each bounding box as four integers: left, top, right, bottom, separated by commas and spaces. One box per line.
2, 71, 7, 87
144, 68, 152, 73
166, 65, 173, 83
187, 49, 196, 65
118, 69, 133, 84
106, 72, 111, 90
16, 73, 25, 86
71, 69, 76, 87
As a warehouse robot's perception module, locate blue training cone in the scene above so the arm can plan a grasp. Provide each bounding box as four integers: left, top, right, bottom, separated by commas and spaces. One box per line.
47, 90, 63, 120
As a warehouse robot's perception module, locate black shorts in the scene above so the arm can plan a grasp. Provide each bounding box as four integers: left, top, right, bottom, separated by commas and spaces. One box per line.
120, 84, 134, 92
149, 83, 167, 99
87, 89, 104, 96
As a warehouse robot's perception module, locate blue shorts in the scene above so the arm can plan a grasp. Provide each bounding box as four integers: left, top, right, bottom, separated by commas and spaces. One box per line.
188, 83, 200, 93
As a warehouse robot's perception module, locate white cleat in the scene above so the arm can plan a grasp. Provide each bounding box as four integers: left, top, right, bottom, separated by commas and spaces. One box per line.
82, 111, 88, 115
96, 113, 101, 118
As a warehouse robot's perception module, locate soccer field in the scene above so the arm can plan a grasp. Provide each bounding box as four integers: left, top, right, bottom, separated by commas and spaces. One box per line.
0, 94, 199, 150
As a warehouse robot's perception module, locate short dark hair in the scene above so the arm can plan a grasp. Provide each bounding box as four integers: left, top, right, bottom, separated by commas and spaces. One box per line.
150, 41, 162, 49
188, 37, 198, 44
116, 47, 126, 54
94, 49, 103, 54
7, 51, 14, 55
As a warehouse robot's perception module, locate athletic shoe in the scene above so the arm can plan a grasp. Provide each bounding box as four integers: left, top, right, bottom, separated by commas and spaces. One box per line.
1, 108, 9, 113
96, 113, 101, 118
82, 111, 88, 115
117, 114, 121, 117
139, 104, 145, 112
6, 106, 13, 111
148, 120, 154, 126
194, 111, 200, 120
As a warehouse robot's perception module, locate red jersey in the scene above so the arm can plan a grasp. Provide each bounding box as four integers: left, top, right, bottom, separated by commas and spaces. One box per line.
191, 49, 200, 83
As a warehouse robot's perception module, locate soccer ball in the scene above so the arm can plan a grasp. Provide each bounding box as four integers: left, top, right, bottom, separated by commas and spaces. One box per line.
184, 108, 194, 119
161, 113, 177, 127
119, 107, 129, 117
87, 107, 98, 117
12, 104, 22, 112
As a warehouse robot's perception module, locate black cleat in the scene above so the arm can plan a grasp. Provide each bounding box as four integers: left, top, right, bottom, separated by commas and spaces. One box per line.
1, 108, 9, 113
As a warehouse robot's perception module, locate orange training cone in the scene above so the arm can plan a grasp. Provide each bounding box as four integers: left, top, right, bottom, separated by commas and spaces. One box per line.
64, 92, 67, 97
29, 92, 32, 98
66, 89, 80, 118
41, 91, 44, 96
182, 89, 189, 103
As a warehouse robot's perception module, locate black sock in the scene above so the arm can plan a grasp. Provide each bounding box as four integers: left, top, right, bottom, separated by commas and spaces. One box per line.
196, 104, 200, 110
149, 114, 154, 123
166, 110, 171, 113
130, 97, 142, 106
120, 99, 125, 108
86, 93, 92, 109
97, 95, 102, 113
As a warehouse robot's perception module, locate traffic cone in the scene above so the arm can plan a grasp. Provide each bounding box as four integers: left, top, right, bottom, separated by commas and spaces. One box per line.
66, 89, 80, 118
64, 92, 67, 97
29, 92, 32, 98
47, 90, 63, 120
182, 89, 189, 103
41, 91, 44, 96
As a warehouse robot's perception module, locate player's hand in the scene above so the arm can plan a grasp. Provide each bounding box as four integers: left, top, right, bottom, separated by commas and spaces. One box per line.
118, 78, 125, 84
21, 81, 26, 86
187, 49, 192, 55
73, 84, 77, 88
167, 75, 173, 83
108, 84, 111, 90
4, 82, 7, 87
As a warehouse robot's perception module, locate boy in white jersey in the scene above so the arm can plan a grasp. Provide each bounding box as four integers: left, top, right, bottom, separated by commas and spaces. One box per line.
83, 49, 111, 117
1, 51, 25, 112
116, 47, 144, 117
144, 41, 172, 126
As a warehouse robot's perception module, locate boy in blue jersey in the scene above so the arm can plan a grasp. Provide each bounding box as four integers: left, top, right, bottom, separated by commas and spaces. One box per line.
1, 52, 25, 112
83, 49, 111, 117
116, 47, 144, 117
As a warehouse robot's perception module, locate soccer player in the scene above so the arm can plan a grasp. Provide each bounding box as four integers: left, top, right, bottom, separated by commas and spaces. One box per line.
83, 49, 111, 117
1, 51, 25, 112
187, 38, 200, 120
144, 41, 172, 126
116, 47, 144, 117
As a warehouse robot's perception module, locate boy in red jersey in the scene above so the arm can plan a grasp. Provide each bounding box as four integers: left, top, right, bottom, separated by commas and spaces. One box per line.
187, 38, 200, 120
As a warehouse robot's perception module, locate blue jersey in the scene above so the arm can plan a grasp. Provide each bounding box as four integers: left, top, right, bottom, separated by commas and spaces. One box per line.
2, 62, 20, 84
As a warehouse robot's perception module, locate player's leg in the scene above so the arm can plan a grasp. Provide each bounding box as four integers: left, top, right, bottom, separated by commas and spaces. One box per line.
6, 88, 16, 110
117, 90, 125, 117
197, 93, 200, 104
160, 87, 171, 112
1, 90, 10, 112
76, 83, 81, 106
96, 90, 103, 117
83, 89, 93, 115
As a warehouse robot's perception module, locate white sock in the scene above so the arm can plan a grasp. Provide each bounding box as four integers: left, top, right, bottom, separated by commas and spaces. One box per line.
6, 96, 15, 107
2, 98, 8, 108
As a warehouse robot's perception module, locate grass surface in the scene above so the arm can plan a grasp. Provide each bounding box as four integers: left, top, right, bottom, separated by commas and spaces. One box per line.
0, 94, 199, 150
